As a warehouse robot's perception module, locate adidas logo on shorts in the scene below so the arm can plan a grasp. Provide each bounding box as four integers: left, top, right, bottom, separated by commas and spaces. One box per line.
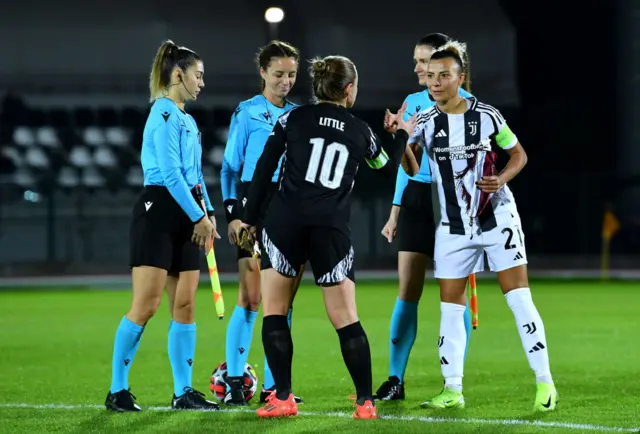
513, 251, 524, 261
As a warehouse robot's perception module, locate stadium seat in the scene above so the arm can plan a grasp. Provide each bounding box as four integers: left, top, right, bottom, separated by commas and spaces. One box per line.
94, 146, 118, 169
24, 147, 50, 170
82, 127, 106, 147
104, 127, 129, 147
35, 126, 60, 148
214, 127, 229, 145
13, 168, 35, 188
126, 166, 143, 188
12, 127, 36, 148
69, 146, 92, 168
208, 147, 224, 167
81, 166, 106, 188
57, 166, 79, 188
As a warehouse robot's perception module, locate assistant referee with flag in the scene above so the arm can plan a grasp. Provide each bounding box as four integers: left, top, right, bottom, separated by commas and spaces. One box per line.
105, 39, 220, 412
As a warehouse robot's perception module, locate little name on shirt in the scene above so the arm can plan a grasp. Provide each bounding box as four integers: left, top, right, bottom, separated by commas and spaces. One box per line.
319, 117, 344, 131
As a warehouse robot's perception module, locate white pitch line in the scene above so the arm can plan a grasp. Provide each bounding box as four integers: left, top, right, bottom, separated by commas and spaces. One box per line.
0, 403, 637, 433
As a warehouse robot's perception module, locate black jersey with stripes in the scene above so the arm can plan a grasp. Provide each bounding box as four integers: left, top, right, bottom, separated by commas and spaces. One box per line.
243, 103, 404, 227
409, 97, 519, 235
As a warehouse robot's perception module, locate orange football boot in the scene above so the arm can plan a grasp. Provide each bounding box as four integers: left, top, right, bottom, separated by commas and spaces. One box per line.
353, 399, 377, 419
256, 391, 298, 418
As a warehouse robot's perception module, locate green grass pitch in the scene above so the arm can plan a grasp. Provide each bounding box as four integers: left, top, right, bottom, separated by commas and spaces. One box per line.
0, 279, 638, 433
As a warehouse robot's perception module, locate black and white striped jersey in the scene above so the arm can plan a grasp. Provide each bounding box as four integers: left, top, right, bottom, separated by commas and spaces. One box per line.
409, 97, 519, 235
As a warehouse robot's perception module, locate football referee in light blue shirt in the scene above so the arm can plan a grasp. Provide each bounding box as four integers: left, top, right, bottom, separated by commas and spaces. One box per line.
105, 39, 219, 413
219, 40, 304, 406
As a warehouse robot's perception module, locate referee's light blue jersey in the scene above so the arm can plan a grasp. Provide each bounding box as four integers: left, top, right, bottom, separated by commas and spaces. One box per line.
141, 97, 213, 222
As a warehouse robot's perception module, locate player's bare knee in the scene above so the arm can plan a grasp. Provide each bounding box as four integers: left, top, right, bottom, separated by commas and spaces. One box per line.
128, 297, 162, 324
246, 291, 262, 312
172, 298, 195, 323
237, 280, 261, 311
497, 265, 529, 294
437, 278, 468, 304
322, 279, 358, 329
327, 307, 359, 330
398, 281, 423, 302
240, 257, 260, 274
326, 297, 359, 329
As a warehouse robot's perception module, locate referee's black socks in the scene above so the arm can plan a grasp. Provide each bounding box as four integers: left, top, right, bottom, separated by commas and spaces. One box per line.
262, 315, 293, 401
337, 321, 373, 404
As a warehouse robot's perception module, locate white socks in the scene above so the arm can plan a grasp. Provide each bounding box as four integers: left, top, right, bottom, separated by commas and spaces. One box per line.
437, 289, 553, 393
439, 302, 467, 392
505, 288, 553, 385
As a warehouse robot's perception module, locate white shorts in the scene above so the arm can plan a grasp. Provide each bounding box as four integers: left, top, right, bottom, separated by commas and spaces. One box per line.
433, 210, 527, 279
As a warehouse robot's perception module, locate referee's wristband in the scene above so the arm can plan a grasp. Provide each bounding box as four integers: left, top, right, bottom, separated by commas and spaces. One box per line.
207, 210, 215, 218
223, 199, 240, 223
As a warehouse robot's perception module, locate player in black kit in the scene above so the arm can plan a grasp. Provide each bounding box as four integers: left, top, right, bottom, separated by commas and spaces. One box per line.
242, 55, 419, 420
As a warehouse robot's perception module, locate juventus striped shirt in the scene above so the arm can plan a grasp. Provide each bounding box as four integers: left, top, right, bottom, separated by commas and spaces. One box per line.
409, 97, 519, 235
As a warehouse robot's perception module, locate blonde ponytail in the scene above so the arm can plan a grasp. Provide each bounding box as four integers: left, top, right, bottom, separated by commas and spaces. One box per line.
149, 40, 177, 102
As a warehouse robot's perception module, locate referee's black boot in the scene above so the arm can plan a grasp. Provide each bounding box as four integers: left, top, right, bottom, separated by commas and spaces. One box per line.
373, 376, 405, 401
171, 387, 220, 410
105, 388, 142, 412
223, 376, 248, 406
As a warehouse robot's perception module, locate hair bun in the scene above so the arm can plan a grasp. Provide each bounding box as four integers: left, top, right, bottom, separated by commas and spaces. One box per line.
312, 60, 329, 77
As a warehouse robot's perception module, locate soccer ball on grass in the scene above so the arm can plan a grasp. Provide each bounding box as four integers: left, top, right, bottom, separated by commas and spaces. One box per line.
210, 361, 258, 403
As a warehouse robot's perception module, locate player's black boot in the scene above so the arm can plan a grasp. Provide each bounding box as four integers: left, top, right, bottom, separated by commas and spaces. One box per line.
171, 387, 220, 410
105, 389, 142, 412
374, 376, 405, 401
259, 386, 304, 404
223, 376, 248, 406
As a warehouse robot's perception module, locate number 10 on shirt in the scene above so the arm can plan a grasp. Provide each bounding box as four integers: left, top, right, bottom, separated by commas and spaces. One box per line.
305, 138, 349, 189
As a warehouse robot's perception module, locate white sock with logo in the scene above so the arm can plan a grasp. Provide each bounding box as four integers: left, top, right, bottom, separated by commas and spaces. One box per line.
505, 288, 553, 385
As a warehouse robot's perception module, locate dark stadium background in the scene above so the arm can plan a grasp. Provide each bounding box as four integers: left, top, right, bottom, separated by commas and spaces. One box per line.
0, 0, 637, 280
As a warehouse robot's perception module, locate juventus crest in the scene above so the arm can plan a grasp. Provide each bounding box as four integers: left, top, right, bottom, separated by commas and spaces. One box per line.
468, 120, 478, 136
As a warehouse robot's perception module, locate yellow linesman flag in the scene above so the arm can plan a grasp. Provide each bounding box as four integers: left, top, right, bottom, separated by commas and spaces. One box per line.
602, 210, 620, 241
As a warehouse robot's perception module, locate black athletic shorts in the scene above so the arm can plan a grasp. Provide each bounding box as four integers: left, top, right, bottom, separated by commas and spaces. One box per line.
396, 180, 435, 255
236, 181, 278, 260
129, 186, 202, 275
259, 211, 355, 286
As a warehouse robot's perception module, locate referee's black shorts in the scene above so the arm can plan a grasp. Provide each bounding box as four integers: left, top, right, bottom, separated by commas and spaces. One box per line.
235, 181, 278, 261
129, 186, 202, 275
396, 180, 436, 256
